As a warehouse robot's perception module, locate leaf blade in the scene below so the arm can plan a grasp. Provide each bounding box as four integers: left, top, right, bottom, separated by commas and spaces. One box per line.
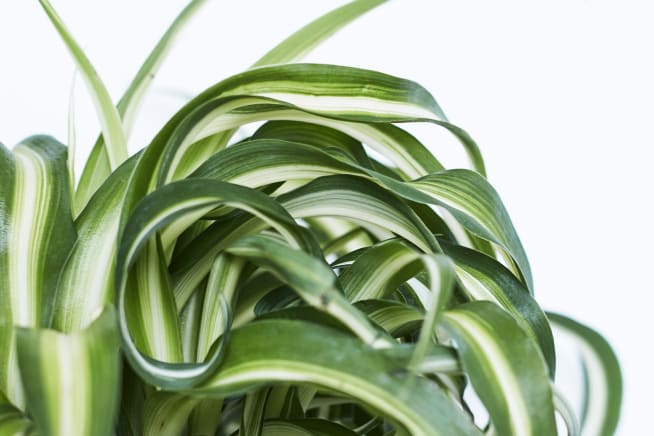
441, 301, 556, 435
192, 319, 481, 436
16, 306, 121, 436
548, 313, 622, 436
38, 0, 127, 170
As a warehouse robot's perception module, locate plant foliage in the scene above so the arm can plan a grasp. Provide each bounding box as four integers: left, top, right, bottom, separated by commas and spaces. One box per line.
0, 1, 622, 435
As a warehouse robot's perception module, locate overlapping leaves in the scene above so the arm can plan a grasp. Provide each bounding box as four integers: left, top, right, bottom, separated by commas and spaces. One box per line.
0, 1, 621, 435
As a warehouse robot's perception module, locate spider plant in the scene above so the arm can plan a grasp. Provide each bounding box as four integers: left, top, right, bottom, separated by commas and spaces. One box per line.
0, 1, 622, 435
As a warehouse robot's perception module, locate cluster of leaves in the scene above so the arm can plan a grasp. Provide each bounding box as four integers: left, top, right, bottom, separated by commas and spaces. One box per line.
0, 1, 622, 435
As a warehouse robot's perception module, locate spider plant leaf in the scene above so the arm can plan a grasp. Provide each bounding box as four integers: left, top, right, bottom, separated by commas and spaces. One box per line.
150, 0, 391, 189
116, 365, 148, 436
261, 419, 359, 435
0, 137, 76, 408
131, 64, 481, 189
192, 138, 362, 189
141, 392, 200, 436
411, 170, 532, 290
50, 154, 139, 333
0, 398, 34, 435
441, 242, 555, 376
190, 109, 446, 182
252, 0, 388, 68
224, 234, 389, 348
196, 254, 243, 361
38, 0, 127, 171
168, 173, 440, 306
216, 64, 445, 121
548, 313, 622, 436
278, 175, 439, 253
127, 237, 184, 362
190, 319, 482, 436
186, 398, 223, 436
15, 306, 120, 436
339, 240, 424, 302
256, 120, 444, 177
242, 388, 271, 436
67, 73, 77, 200
75, 0, 387, 213
354, 300, 423, 337
116, 179, 316, 388
169, 212, 268, 310
251, 121, 375, 169
193, 139, 525, 291
334, 239, 455, 367
552, 384, 581, 436
75, 0, 210, 214
117, 0, 209, 138
440, 301, 556, 435
409, 254, 455, 368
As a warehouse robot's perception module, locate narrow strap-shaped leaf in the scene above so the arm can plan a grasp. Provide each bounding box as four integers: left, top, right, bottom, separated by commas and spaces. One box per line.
127, 63, 480, 195
411, 169, 532, 290
552, 384, 581, 436
197, 254, 243, 361
187, 398, 223, 436
225, 235, 390, 348
252, 121, 375, 169
253, 120, 445, 178
191, 320, 481, 436
168, 174, 440, 307
141, 392, 200, 436
441, 242, 555, 375
169, 212, 270, 309
129, 179, 319, 308
192, 138, 361, 187
354, 300, 423, 337
216, 63, 444, 121
38, 0, 127, 170
51, 154, 139, 333
179, 289, 203, 362
344, 167, 529, 290
159, 0, 389, 184
242, 388, 271, 436
192, 107, 445, 181
340, 240, 423, 302
117, 0, 208, 137
409, 254, 454, 368
116, 179, 316, 388
191, 140, 523, 293
67, 74, 77, 201
116, 365, 148, 436
548, 313, 622, 436
0, 143, 17, 408
374, 341, 461, 376
0, 397, 34, 435
261, 419, 359, 436
335, 239, 455, 366
127, 237, 184, 362
253, 0, 388, 67
0, 137, 76, 408
5, 137, 75, 327
440, 302, 556, 435
75, 0, 210, 214
15, 306, 121, 436
278, 175, 439, 253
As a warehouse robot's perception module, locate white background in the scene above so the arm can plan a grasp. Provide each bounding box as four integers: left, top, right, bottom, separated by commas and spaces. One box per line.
1, 1, 651, 434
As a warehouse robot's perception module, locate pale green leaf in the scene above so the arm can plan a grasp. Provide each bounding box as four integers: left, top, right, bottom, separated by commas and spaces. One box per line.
38, 0, 127, 170
548, 313, 622, 436
191, 320, 481, 436
16, 306, 120, 436
441, 302, 556, 435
